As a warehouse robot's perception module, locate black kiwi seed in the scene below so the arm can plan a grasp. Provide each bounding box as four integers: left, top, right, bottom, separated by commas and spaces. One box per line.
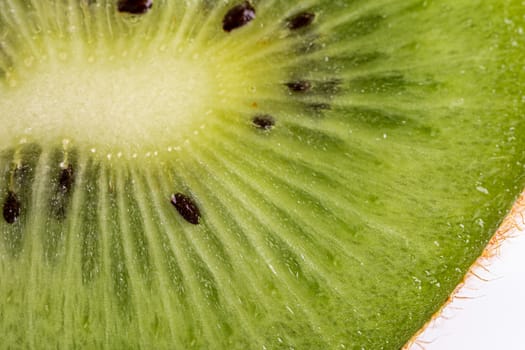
170, 193, 201, 225
286, 12, 316, 30
222, 1, 256, 32
50, 164, 76, 220
3, 191, 21, 224
286, 80, 312, 93
252, 115, 275, 130
59, 165, 75, 194
117, 0, 153, 14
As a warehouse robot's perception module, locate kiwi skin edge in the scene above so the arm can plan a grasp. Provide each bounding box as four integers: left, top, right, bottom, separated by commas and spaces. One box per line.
403, 191, 525, 349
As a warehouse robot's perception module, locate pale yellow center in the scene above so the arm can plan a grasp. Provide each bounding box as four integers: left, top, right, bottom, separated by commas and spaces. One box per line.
0, 53, 221, 155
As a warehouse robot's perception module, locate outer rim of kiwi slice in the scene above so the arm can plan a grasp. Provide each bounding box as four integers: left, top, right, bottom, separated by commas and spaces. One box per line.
403, 191, 525, 349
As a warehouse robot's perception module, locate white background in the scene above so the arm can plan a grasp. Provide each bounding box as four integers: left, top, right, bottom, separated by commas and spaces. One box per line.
409, 208, 525, 350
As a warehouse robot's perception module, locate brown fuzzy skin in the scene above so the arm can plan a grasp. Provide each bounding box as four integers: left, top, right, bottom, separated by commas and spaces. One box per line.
402, 192, 525, 350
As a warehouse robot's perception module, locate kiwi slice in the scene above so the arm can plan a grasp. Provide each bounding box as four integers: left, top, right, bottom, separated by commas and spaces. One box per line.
0, 0, 523, 348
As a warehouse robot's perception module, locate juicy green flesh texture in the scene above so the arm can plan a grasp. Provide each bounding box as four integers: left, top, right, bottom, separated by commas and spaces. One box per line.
0, 0, 524, 349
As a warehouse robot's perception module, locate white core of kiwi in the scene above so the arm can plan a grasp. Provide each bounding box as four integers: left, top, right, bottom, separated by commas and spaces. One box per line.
0, 50, 272, 156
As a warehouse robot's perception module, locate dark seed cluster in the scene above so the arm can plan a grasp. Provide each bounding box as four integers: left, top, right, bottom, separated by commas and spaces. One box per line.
117, 0, 153, 14
252, 115, 275, 130
3, 191, 21, 224
286, 80, 312, 93
220, 2, 332, 142
59, 165, 75, 194
0, 0, 337, 232
286, 12, 316, 30
222, 2, 256, 32
51, 164, 76, 220
171, 193, 201, 225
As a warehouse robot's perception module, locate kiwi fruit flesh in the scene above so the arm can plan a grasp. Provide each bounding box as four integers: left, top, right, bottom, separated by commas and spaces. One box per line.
0, 0, 523, 349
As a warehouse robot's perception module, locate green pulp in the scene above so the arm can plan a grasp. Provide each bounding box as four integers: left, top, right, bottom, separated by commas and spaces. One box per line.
0, 1, 524, 349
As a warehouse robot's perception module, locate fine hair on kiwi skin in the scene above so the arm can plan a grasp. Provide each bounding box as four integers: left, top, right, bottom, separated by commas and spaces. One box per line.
0, 0, 524, 349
